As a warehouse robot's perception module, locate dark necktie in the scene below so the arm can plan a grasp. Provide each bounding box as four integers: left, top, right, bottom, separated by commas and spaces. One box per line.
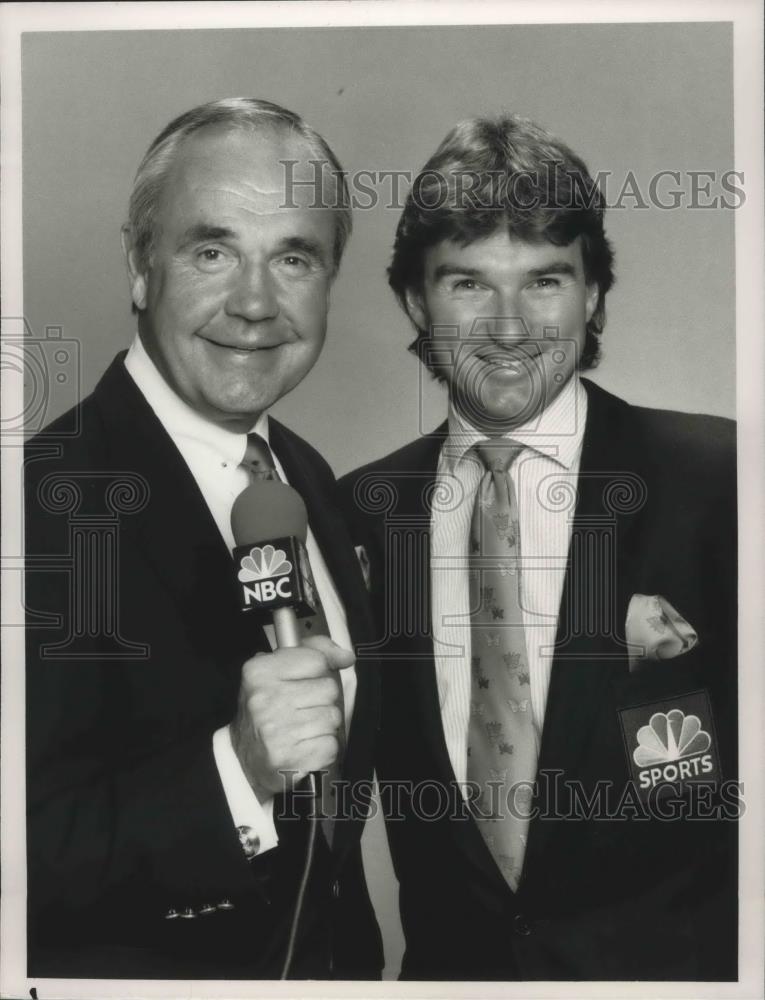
241, 431, 279, 482
238, 431, 344, 842
240, 432, 328, 642
466, 440, 538, 890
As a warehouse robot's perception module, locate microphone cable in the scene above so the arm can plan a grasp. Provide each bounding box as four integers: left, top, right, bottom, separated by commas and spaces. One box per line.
280, 772, 318, 980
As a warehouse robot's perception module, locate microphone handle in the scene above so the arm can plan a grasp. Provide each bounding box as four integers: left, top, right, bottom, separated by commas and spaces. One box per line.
272, 603, 319, 979
273, 607, 301, 648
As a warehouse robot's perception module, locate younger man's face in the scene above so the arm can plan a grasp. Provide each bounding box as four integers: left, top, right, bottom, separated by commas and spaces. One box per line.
406, 229, 598, 433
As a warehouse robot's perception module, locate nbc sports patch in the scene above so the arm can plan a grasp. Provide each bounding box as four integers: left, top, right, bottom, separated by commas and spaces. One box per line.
618, 690, 721, 802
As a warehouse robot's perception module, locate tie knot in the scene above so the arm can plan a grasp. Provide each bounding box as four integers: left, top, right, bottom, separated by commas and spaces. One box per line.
475, 440, 524, 475
241, 432, 277, 480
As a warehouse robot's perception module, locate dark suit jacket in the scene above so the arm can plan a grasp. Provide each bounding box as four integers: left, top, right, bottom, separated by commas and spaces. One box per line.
339, 379, 737, 981
25, 354, 383, 980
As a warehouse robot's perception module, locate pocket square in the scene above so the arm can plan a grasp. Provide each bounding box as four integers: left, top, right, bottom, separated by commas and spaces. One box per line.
625, 594, 698, 673
354, 544, 371, 592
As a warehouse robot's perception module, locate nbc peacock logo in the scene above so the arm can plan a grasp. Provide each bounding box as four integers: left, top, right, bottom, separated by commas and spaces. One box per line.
632, 709, 713, 789
238, 545, 294, 604
238, 545, 292, 582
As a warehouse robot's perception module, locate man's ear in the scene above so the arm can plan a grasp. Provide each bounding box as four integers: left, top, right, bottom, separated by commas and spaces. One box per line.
585, 281, 599, 325
404, 287, 429, 333
120, 225, 148, 311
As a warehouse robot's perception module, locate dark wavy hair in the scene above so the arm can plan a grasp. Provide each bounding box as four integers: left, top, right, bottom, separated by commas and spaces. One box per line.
388, 114, 615, 371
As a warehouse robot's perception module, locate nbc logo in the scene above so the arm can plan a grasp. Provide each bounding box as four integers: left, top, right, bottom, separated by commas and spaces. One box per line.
633, 710, 713, 789
238, 545, 293, 604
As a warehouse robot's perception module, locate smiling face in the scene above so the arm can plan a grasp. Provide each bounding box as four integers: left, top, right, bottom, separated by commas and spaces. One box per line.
406, 229, 599, 433
123, 126, 336, 431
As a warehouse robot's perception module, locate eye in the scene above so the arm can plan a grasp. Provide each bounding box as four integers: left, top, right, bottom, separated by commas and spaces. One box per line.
278, 254, 311, 272
451, 278, 481, 292
532, 276, 561, 290
195, 246, 231, 271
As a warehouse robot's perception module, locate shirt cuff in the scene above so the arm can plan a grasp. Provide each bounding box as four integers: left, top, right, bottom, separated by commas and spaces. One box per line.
212, 725, 279, 857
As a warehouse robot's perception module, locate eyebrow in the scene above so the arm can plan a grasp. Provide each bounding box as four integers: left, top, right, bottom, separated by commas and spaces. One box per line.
433, 264, 483, 281
526, 262, 578, 279
432, 260, 578, 281
177, 224, 237, 250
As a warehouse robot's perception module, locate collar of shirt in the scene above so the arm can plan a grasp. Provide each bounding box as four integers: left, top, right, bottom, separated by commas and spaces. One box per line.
441, 373, 587, 475
123, 333, 267, 475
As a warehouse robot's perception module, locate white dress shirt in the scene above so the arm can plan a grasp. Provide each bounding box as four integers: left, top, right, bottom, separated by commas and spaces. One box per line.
431, 376, 587, 788
124, 334, 356, 854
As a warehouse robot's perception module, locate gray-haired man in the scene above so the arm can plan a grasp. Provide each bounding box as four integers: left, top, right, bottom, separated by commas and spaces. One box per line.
25, 98, 381, 980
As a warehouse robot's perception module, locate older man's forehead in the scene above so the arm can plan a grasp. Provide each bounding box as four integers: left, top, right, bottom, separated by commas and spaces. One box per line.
162, 125, 334, 214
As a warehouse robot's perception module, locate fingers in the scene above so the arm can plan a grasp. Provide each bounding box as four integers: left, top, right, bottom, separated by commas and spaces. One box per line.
289, 704, 343, 741
294, 734, 340, 774
290, 675, 342, 710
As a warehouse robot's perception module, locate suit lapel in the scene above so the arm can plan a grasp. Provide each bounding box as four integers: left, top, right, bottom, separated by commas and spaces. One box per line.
379, 428, 448, 777
91, 356, 256, 665
523, 380, 645, 872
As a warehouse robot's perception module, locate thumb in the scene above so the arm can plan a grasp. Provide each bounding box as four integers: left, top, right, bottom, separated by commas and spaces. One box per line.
301, 633, 356, 670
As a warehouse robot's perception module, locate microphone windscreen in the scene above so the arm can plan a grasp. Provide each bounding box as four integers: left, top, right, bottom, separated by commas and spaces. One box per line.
231, 480, 308, 546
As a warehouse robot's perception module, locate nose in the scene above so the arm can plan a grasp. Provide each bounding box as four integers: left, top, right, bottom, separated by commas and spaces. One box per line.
469, 289, 530, 343
225, 260, 279, 322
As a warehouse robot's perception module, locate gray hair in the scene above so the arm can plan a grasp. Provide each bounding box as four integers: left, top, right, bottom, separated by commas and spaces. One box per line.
127, 97, 352, 274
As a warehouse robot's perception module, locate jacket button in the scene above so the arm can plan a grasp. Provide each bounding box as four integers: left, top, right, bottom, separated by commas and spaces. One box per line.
199, 903, 216, 915
217, 899, 235, 910
332, 880, 341, 900
180, 907, 196, 919
164, 908, 179, 920
513, 913, 532, 936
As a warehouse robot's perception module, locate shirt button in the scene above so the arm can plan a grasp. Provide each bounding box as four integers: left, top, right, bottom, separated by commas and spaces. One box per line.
513, 913, 532, 936
332, 880, 341, 900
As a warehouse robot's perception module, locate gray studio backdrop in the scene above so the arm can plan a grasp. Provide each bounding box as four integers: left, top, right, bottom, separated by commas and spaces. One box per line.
22, 22, 735, 979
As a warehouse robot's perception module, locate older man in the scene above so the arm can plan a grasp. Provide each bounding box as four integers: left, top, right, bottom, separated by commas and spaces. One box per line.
340, 114, 737, 980
25, 98, 381, 980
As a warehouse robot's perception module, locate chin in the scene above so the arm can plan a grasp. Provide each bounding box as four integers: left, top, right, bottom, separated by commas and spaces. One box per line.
459, 388, 533, 428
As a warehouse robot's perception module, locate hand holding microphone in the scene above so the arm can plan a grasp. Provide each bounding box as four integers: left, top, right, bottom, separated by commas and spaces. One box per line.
228, 480, 352, 801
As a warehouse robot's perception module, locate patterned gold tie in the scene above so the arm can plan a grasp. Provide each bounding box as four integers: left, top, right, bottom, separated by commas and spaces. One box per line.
466, 440, 538, 891
238, 432, 344, 842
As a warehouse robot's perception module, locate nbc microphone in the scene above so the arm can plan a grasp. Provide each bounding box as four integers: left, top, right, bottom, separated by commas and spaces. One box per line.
230, 479, 320, 648
232, 479, 327, 979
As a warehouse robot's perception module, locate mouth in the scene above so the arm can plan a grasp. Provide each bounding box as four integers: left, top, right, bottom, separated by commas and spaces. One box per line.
204, 337, 283, 354
471, 347, 541, 376
483, 356, 523, 374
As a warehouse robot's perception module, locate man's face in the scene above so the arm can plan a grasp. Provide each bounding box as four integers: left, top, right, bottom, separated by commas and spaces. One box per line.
406, 229, 599, 432
124, 126, 336, 430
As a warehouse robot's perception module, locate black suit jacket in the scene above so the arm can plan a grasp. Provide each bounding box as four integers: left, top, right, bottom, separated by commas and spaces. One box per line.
339, 379, 737, 981
25, 354, 383, 980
